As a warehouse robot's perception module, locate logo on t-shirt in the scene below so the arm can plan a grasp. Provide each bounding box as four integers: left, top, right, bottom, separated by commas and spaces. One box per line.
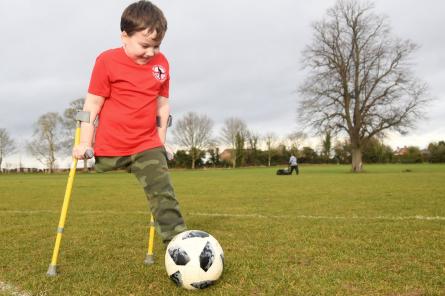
152, 65, 167, 81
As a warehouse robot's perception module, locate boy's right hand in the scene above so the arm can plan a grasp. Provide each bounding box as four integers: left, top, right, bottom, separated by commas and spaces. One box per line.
164, 144, 174, 161
73, 143, 94, 160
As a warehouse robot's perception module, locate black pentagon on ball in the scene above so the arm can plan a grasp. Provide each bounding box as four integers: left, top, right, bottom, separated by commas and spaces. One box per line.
190, 280, 214, 289
169, 271, 182, 286
182, 230, 209, 240
168, 247, 190, 265
199, 241, 215, 272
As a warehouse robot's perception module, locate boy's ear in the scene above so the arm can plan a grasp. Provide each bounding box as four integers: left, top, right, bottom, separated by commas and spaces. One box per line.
121, 31, 129, 43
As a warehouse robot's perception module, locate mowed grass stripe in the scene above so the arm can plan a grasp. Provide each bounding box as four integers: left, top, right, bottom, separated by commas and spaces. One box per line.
1, 164, 444, 295
1, 209, 445, 221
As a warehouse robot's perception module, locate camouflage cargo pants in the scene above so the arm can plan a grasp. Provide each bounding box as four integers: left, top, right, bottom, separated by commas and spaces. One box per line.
95, 146, 187, 243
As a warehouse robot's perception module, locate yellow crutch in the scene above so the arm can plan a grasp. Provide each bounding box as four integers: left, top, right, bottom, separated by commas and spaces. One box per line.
144, 214, 156, 264
47, 111, 92, 276
143, 114, 173, 264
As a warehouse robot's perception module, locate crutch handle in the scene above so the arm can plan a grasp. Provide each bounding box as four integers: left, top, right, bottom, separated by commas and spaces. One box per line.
84, 148, 94, 159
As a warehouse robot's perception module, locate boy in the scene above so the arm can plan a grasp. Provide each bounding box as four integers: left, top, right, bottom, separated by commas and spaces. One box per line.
73, 0, 187, 243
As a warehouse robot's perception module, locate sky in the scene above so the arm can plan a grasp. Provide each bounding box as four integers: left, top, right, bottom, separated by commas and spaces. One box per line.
0, 0, 444, 169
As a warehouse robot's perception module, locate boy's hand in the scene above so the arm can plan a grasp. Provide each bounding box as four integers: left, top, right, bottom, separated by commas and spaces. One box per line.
73, 143, 94, 160
164, 144, 174, 161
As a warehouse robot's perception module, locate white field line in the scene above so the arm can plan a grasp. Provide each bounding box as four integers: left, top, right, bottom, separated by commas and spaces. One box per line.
189, 212, 445, 221
1, 209, 444, 221
0, 281, 32, 296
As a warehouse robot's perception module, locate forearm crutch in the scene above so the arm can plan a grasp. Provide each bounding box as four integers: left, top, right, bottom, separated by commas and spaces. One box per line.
144, 214, 156, 265
47, 111, 92, 276
143, 114, 173, 265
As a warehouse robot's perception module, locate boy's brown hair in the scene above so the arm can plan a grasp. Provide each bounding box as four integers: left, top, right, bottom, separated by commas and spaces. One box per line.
120, 1, 167, 41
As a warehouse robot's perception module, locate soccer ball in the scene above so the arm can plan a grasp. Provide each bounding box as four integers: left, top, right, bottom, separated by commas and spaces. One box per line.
165, 230, 224, 290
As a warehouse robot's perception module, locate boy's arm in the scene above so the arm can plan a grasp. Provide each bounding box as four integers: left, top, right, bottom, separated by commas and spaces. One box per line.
72, 93, 105, 159
157, 96, 170, 144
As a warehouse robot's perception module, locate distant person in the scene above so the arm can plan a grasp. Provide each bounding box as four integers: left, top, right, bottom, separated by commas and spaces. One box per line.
289, 154, 299, 175
72, 0, 187, 244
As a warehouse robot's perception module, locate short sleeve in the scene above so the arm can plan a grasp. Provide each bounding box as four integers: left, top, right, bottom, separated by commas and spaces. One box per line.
88, 54, 111, 98
159, 74, 170, 98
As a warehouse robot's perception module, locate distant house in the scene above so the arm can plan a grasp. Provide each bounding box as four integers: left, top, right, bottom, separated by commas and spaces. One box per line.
394, 146, 409, 156
219, 149, 233, 161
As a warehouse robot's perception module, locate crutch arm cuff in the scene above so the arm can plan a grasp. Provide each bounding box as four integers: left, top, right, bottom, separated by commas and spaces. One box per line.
76, 111, 91, 123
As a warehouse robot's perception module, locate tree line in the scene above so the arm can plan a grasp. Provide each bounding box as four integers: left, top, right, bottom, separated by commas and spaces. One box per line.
169, 115, 445, 168
1, 104, 445, 172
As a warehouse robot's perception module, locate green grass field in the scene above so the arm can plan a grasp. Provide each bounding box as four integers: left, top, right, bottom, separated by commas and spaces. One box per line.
1, 164, 444, 295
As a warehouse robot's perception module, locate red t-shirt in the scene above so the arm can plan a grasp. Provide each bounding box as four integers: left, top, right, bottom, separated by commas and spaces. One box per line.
88, 47, 170, 156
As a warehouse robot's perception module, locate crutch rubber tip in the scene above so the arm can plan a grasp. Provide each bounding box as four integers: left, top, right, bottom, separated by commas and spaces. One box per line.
144, 254, 155, 265
47, 264, 58, 276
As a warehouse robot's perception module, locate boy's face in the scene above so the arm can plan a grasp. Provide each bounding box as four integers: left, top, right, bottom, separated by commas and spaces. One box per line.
121, 29, 162, 65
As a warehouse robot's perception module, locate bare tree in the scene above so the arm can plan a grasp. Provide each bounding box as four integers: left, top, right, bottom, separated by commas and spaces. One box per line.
27, 112, 64, 173
62, 98, 89, 171
62, 98, 85, 137
264, 132, 277, 167
286, 131, 307, 155
246, 129, 260, 165
246, 130, 260, 151
173, 112, 214, 169
0, 128, 16, 172
298, 0, 430, 172
220, 117, 247, 168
